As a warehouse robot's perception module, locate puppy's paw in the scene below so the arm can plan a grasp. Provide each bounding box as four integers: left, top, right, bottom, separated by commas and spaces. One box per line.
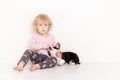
69, 61, 75, 66
58, 59, 65, 66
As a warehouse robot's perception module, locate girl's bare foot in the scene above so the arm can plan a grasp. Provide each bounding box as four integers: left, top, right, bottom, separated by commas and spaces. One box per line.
30, 64, 40, 71
13, 62, 24, 71
13, 65, 23, 71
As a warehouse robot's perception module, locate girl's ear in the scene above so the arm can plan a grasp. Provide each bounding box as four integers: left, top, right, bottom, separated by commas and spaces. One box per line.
55, 42, 60, 49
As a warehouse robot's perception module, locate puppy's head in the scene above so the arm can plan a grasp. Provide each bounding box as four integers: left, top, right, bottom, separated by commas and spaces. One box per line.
47, 42, 61, 57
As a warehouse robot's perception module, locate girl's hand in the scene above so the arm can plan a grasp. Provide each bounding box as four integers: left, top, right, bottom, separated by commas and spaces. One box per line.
44, 44, 51, 49
46, 44, 50, 49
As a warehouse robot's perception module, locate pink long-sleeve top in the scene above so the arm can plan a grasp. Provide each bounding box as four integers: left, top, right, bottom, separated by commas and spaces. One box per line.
29, 33, 56, 56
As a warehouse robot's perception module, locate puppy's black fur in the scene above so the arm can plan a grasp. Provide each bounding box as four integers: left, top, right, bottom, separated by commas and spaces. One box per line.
62, 51, 80, 65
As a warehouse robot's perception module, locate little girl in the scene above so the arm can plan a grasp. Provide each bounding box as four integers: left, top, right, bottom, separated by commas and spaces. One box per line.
13, 14, 60, 71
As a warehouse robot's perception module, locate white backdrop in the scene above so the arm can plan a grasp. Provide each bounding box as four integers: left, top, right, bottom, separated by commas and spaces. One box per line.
0, 0, 120, 64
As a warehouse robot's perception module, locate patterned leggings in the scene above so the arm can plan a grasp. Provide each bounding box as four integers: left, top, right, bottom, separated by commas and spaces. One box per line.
17, 49, 57, 69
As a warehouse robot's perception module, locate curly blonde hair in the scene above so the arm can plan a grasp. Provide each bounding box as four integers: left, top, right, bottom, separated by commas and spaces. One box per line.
33, 14, 52, 34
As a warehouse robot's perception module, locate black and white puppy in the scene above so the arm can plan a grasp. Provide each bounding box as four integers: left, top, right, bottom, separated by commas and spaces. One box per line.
48, 43, 80, 65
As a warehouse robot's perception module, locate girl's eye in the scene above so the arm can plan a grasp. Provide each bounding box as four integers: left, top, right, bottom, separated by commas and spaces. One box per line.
39, 24, 42, 26
44, 24, 48, 26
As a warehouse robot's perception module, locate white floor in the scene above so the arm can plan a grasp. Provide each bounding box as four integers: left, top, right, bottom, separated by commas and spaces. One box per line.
1, 62, 120, 80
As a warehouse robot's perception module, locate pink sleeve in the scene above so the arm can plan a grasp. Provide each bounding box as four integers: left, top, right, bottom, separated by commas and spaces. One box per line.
29, 35, 43, 50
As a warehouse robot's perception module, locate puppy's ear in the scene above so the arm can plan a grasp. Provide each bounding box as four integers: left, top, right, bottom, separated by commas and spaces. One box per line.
55, 42, 60, 49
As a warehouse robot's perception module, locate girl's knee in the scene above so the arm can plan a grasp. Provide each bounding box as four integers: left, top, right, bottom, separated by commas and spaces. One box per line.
51, 57, 57, 65
25, 49, 34, 54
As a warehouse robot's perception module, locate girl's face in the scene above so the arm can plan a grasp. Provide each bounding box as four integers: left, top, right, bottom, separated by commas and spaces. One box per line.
37, 21, 49, 35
